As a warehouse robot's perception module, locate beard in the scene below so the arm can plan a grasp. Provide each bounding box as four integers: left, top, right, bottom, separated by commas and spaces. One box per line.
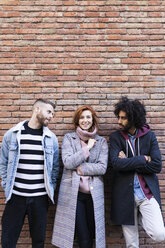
37, 113, 49, 127
119, 122, 132, 132
42, 119, 49, 127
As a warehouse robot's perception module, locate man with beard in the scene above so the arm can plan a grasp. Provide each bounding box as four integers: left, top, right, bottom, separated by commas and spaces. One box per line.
109, 96, 165, 248
0, 99, 59, 248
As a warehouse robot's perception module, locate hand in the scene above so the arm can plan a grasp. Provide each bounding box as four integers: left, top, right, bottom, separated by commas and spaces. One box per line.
87, 138, 96, 150
144, 155, 151, 162
77, 166, 83, 176
118, 151, 127, 158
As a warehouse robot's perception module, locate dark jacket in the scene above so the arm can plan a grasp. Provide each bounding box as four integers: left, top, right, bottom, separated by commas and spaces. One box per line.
109, 125, 162, 225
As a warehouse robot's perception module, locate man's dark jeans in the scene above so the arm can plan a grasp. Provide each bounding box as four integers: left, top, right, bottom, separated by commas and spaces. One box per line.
1, 194, 49, 248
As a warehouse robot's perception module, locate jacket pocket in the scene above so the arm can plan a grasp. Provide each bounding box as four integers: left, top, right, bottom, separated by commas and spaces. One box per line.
45, 147, 53, 169
9, 143, 18, 151
8, 143, 18, 164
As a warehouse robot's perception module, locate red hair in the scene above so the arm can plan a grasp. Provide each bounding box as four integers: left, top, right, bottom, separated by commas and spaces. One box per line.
73, 105, 98, 130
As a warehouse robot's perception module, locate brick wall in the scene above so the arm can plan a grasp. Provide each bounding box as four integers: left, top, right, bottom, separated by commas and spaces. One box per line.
0, 0, 165, 247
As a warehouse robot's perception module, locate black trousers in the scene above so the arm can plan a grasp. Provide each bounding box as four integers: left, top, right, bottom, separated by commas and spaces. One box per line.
1, 194, 49, 248
75, 192, 95, 248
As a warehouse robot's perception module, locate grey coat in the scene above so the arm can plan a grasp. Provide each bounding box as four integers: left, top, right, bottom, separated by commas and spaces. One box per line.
52, 132, 108, 248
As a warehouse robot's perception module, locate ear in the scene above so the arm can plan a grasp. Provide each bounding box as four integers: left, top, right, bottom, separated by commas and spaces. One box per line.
35, 106, 40, 113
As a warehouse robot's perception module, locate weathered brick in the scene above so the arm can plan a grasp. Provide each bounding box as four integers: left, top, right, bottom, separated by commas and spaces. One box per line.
0, 0, 165, 247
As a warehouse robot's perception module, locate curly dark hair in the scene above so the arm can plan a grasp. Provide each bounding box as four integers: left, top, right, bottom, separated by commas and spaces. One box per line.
114, 96, 146, 129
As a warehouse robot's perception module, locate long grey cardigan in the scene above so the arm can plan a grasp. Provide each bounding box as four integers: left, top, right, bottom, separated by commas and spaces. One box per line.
52, 132, 108, 248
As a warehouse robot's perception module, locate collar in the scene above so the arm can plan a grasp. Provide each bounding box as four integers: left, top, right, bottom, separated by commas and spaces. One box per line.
12, 120, 52, 137
70, 132, 100, 141
128, 129, 139, 139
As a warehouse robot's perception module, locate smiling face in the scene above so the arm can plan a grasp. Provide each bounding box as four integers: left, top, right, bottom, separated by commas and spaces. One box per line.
36, 103, 54, 127
78, 110, 93, 131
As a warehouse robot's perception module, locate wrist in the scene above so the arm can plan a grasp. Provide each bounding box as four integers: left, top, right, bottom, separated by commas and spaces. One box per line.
77, 166, 83, 176
144, 155, 149, 162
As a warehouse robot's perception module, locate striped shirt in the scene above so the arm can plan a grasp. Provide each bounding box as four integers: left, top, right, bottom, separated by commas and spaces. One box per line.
13, 121, 47, 197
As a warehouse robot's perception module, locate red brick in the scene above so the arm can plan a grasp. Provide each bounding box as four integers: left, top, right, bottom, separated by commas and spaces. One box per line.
0, 0, 165, 247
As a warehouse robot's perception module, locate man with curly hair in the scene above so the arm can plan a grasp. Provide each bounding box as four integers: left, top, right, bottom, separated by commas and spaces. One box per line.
109, 96, 165, 248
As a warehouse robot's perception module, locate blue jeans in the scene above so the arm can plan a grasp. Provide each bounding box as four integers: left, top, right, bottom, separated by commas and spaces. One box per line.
1, 194, 49, 248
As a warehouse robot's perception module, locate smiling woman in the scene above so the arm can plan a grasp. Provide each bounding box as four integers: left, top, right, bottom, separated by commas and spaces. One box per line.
73, 105, 98, 132
78, 110, 93, 131
52, 105, 108, 248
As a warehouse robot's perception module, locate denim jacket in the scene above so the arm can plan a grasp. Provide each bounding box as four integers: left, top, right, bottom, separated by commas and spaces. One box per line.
0, 121, 59, 203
